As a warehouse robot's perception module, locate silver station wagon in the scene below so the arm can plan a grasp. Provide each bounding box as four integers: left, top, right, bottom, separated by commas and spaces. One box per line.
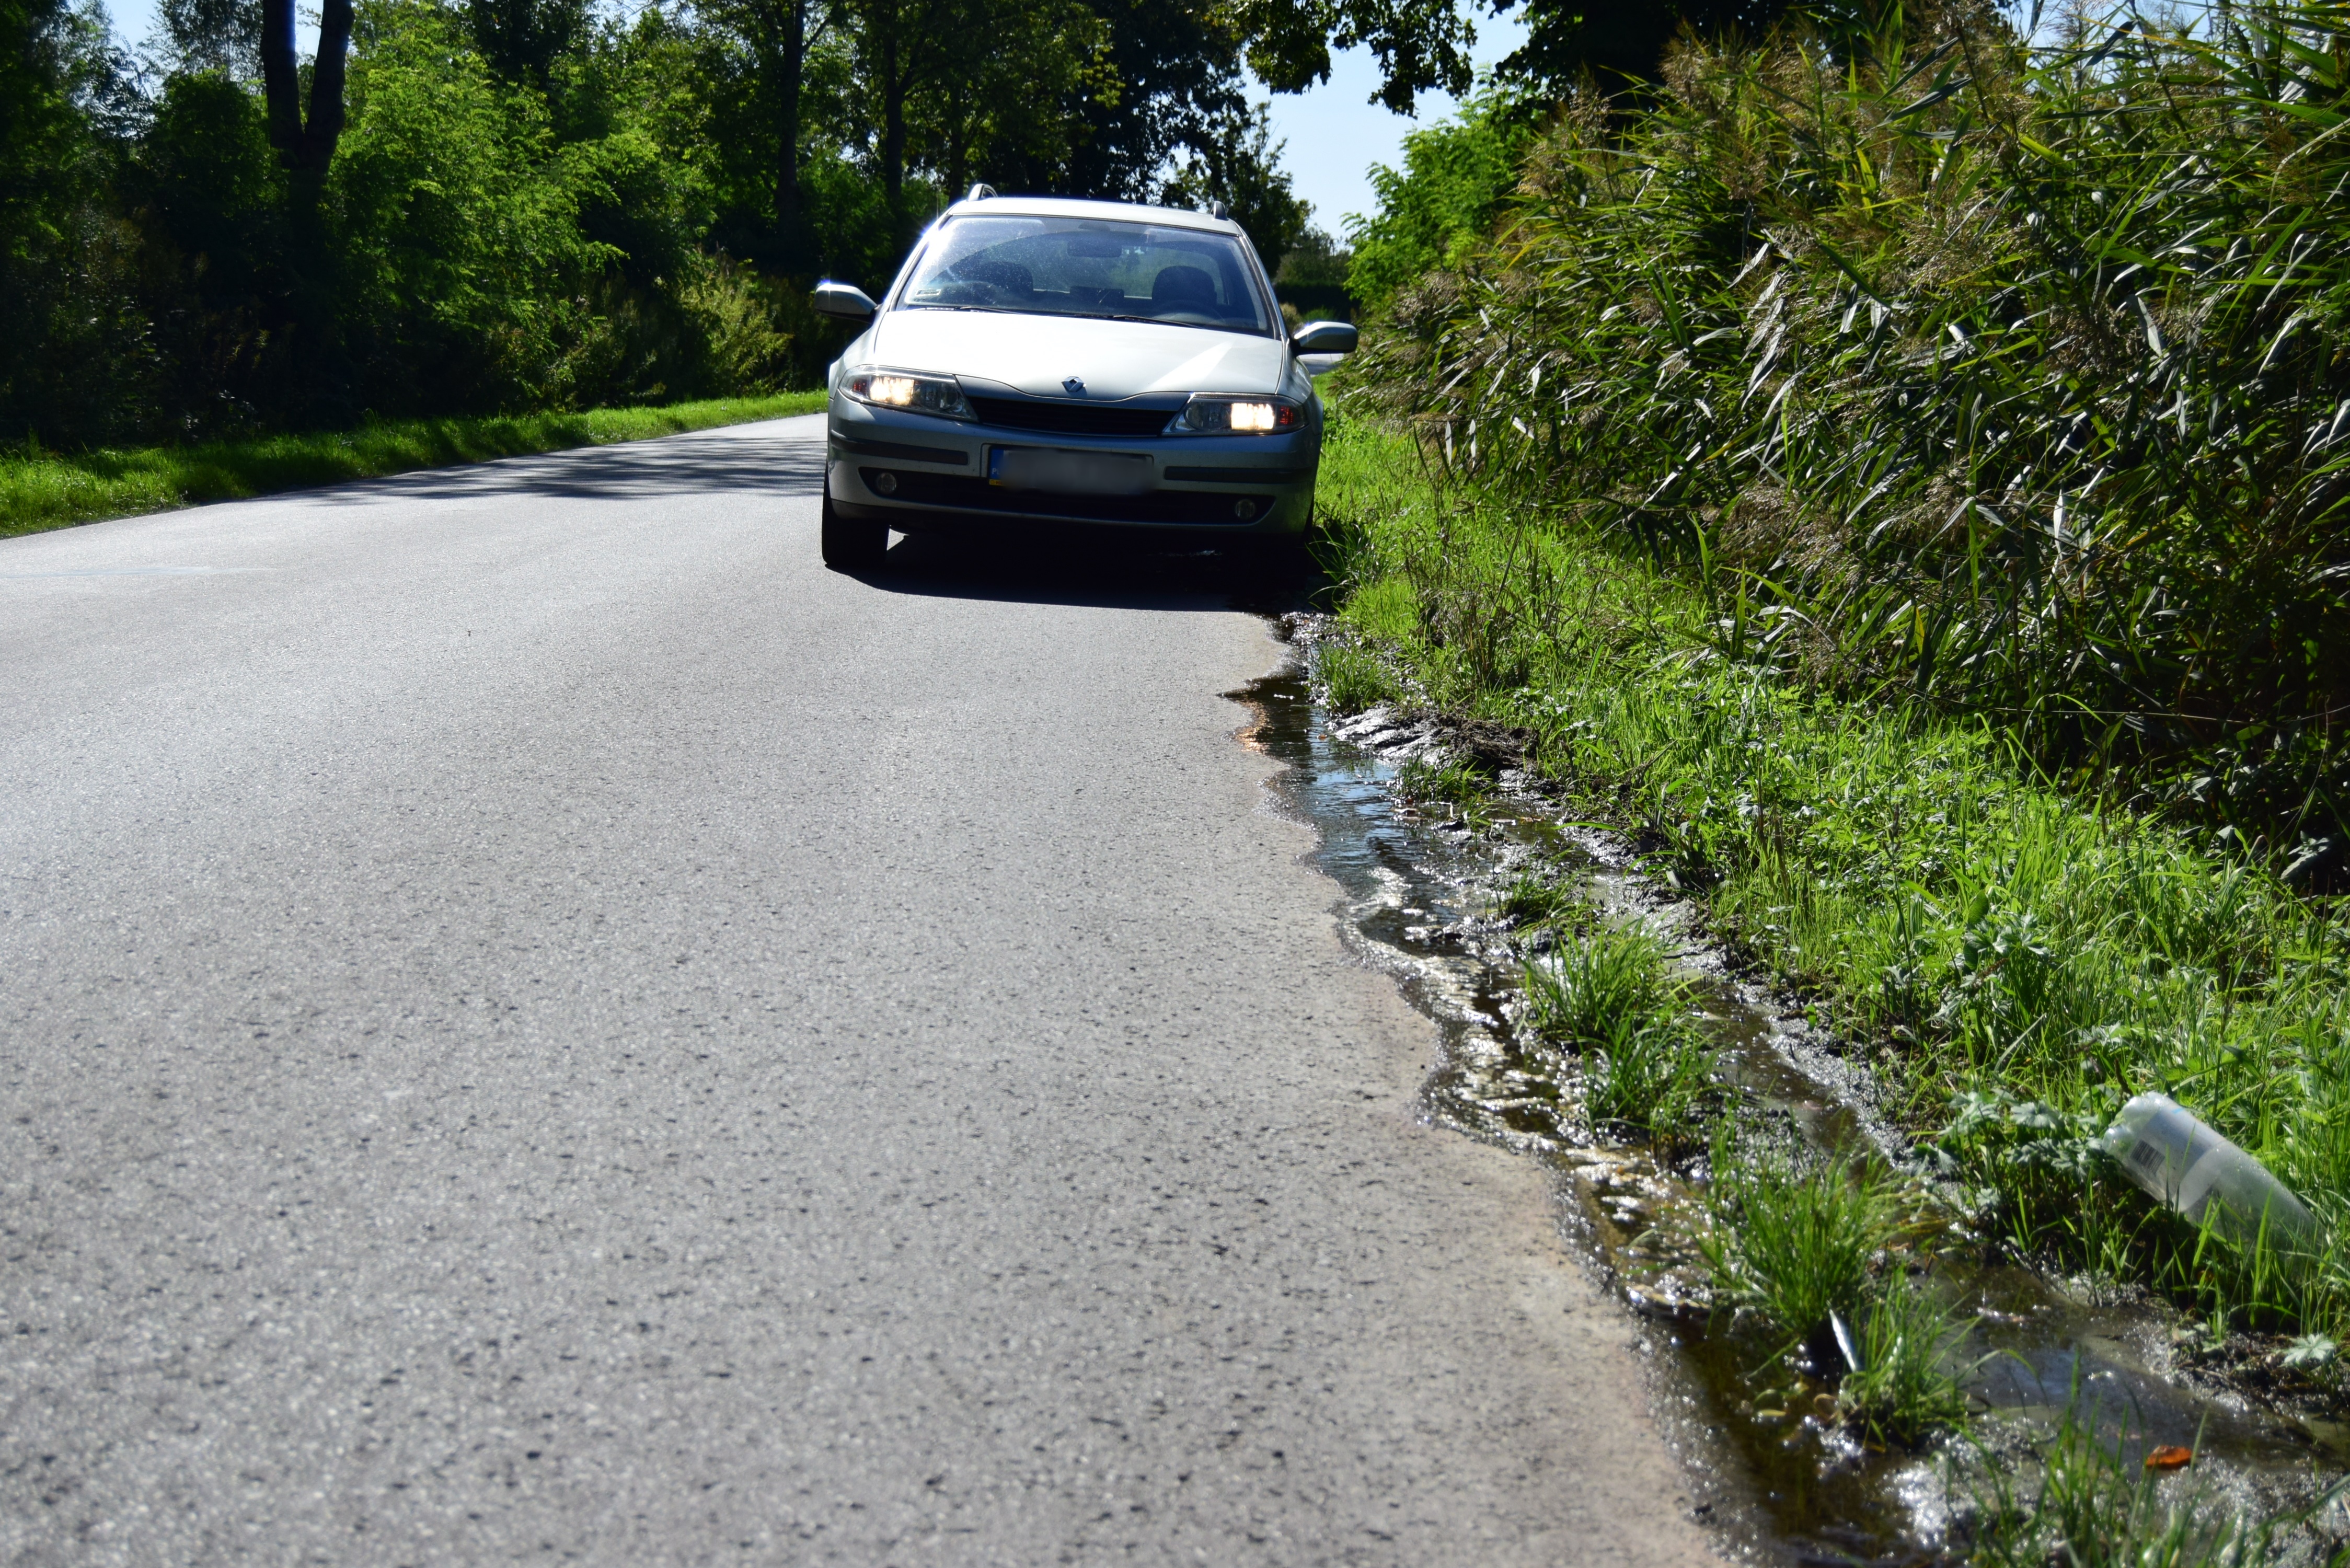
811, 190, 1356, 570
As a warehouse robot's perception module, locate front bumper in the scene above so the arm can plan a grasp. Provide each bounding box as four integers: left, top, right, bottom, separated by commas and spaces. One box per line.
825, 399, 1317, 537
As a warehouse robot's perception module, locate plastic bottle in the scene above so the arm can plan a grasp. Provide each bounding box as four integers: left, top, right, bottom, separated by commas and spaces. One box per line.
2101, 1092, 2315, 1244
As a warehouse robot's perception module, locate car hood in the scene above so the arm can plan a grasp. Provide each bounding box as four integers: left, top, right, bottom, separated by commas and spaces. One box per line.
864, 309, 1289, 400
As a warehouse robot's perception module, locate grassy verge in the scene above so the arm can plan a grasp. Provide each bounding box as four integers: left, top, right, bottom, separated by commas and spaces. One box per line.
0, 391, 829, 537
1312, 409, 2350, 1372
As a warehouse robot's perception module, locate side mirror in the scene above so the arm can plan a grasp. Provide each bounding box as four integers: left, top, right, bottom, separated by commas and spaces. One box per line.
1289, 318, 1358, 356
813, 280, 879, 321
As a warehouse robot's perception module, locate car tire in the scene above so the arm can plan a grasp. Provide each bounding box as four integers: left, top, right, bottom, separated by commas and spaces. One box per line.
821, 489, 888, 572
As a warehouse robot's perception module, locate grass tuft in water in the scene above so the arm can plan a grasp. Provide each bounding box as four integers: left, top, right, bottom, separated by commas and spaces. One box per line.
1957, 1400, 2285, 1567
1587, 1024, 1715, 1150
1523, 925, 1678, 1047
1523, 926, 1715, 1146
1393, 753, 1490, 811
1494, 867, 1579, 930
1834, 1277, 1969, 1450
1703, 1144, 1904, 1369
1314, 640, 1399, 714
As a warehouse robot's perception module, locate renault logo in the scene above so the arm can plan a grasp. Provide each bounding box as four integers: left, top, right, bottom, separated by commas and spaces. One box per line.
1062, 376, 1085, 396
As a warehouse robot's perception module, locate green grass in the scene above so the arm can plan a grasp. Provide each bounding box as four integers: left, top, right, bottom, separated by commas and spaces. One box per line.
1392, 753, 1490, 811
1313, 407, 2350, 1355
1523, 924, 1681, 1051
1701, 1145, 1905, 1368
1520, 924, 1717, 1146
1960, 1399, 2285, 1567
1315, 639, 1401, 713
0, 391, 829, 536
1493, 866, 1579, 930
1835, 1277, 1969, 1450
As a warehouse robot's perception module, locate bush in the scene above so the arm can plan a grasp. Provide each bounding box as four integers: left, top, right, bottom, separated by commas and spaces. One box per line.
332, 0, 604, 413
1344, 89, 1532, 314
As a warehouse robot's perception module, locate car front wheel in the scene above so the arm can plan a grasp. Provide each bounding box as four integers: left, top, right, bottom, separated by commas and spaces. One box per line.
821, 488, 888, 572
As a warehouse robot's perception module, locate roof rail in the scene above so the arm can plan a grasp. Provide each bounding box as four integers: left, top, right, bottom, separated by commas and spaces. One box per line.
965, 183, 997, 201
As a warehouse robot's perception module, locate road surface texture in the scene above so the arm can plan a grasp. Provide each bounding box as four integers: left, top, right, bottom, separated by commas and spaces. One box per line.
0, 416, 1718, 1565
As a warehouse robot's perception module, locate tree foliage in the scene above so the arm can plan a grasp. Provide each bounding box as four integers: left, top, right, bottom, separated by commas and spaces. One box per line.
1, 0, 1321, 445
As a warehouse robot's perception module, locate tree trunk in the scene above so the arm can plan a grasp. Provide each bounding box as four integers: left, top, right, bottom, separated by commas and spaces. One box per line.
260, 0, 353, 172
260, 0, 354, 411
946, 87, 969, 202
770, 0, 810, 269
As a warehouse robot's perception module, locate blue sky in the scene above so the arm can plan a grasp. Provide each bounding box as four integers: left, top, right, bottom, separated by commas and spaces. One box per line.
1249, 15, 1526, 239
97, 0, 1522, 239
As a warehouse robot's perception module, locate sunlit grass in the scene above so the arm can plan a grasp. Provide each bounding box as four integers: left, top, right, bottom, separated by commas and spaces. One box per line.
1959, 1396, 2291, 1566
1521, 924, 1717, 1146
1702, 1145, 1904, 1367
1311, 407, 2350, 1350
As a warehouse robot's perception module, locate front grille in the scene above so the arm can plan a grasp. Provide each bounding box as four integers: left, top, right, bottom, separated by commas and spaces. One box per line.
966, 396, 1176, 437
838, 436, 967, 465
858, 468, 1271, 525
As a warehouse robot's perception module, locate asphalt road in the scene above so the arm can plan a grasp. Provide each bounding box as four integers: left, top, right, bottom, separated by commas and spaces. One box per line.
0, 416, 1718, 1565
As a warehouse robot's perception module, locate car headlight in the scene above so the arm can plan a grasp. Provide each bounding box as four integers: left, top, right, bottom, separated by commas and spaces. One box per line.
1168, 396, 1303, 435
843, 368, 973, 420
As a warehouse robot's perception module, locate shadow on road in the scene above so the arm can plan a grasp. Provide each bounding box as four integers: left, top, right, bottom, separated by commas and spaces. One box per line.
315, 421, 828, 507
857, 529, 1324, 615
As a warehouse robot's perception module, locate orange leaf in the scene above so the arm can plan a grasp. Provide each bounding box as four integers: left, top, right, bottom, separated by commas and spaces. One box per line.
2144, 1445, 2194, 1471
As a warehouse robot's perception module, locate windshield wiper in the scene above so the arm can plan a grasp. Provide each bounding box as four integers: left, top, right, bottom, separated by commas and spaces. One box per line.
910, 303, 1270, 336
1079, 312, 1257, 334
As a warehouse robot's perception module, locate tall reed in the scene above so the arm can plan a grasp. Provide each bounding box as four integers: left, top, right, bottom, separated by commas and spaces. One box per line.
1347, 0, 2350, 867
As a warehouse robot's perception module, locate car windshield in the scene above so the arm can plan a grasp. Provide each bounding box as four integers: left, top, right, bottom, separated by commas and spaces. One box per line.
897, 215, 1275, 335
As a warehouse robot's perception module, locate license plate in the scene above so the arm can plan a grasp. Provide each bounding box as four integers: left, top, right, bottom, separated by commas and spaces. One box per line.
987, 446, 1151, 496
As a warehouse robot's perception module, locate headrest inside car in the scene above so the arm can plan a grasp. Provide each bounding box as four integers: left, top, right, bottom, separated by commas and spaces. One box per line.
1151, 266, 1216, 305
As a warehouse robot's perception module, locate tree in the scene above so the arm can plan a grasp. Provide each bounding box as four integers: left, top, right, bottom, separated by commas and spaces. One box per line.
256, 0, 354, 403
1223, 0, 1806, 106
1342, 88, 1528, 307
259, 0, 352, 182
904, 0, 1109, 201
1158, 103, 1309, 274
1495, 0, 1799, 88
1218, 0, 1478, 111
467, 0, 589, 88
1035, 0, 1251, 200
159, 0, 261, 75
1, 0, 148, 443
694, 0, 839, 267
841, 0, 960, 238
1274, 225, 1347, 285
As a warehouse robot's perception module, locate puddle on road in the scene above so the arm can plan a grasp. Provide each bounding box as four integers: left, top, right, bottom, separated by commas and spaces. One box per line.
1232, 649, 2349, 1564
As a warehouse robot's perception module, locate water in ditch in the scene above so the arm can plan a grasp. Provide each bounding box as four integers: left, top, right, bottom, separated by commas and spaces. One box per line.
1232, 647, 2350, 1564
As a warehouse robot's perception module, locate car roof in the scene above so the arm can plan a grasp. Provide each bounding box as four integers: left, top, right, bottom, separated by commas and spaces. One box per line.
936, 195, 1239, 236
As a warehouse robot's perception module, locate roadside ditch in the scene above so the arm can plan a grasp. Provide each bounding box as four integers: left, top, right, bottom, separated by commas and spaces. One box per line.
1235, 612, 2350, 1565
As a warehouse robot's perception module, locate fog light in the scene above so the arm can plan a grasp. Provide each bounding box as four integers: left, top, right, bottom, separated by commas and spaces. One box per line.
873, 471, 899, 495
1234, 499, 1258, 520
